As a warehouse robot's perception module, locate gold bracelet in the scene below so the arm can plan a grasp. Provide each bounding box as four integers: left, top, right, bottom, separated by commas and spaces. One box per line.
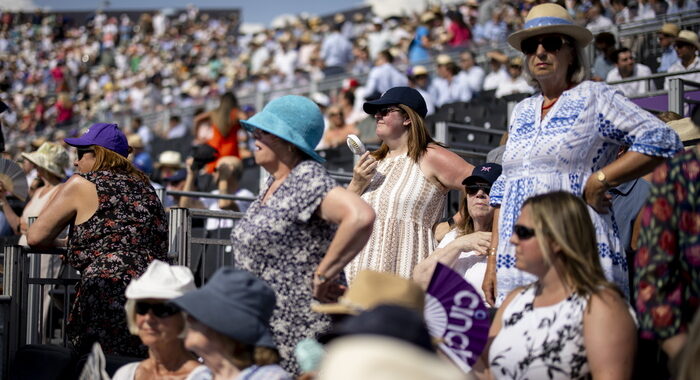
488, 247, 497, 256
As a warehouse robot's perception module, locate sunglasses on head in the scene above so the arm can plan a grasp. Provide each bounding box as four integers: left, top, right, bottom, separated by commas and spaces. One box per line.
135, 301, 180, 318
375, 107, 403, 118
521, 35, 569, 55
77, 149, 94, 160
513, 224, 536, 240
465, 184, 491, 195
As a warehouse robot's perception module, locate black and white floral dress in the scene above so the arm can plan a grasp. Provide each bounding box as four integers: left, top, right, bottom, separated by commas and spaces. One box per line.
230, 160, 339, 374
489, 284, 590, 380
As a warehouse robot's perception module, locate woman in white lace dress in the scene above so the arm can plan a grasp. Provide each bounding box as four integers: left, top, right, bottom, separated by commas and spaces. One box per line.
473, 191, 636, 380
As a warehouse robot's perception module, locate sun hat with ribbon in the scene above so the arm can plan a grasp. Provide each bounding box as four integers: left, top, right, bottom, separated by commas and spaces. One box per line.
21, 142, 70, 178
507, 3, 594, 52
172, 267, 277, 348
241, 95, 325, 163
312, 270, 424, 315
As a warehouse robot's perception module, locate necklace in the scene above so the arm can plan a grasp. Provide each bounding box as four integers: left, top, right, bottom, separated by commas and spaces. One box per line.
541, 97, 559, 110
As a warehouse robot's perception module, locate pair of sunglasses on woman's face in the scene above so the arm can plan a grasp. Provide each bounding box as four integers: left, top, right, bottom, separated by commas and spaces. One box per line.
76, 149, 94, 160
513, 224, 536, 240
521, 35, 570, 55
465, 184, 491, 196
135, 301, 180, 318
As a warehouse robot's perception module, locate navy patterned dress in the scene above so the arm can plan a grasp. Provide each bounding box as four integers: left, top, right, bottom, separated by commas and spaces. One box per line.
66, 171, 168, 357
231, 160, 339, 374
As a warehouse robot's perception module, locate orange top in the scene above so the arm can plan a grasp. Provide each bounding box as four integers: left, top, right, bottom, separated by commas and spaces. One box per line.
205, 109, 241, 173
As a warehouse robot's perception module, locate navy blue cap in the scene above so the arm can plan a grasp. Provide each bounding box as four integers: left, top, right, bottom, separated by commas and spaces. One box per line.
64, 123, 130, 157
363, 87, 428, 119
463, 163, 502, 186
163, 168, 187, 183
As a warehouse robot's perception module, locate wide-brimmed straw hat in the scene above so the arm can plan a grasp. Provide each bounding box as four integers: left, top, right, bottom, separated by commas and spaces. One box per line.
241, 95, 325, 162
668, 117, 700, 146
312, 270, 424, 315
508, 3, 593, 52
675, 30, 700, 50
659, 23, 680, 37
21, 142, 70, 178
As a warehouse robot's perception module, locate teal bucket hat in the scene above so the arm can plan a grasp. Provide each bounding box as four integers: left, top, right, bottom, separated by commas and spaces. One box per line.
241, 95, 325, 162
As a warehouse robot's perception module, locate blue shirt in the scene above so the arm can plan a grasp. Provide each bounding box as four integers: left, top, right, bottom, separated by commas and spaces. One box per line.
320, 32, 353, 67
658, 46, 679, 73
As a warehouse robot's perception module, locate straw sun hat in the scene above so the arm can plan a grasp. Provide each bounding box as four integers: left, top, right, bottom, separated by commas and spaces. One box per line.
21, 142, 70, 178
507, 3, 594, 52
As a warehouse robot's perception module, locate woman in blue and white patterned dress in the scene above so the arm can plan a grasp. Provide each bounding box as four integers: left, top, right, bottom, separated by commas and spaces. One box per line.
230, 95, 374, 374
481, 4, 683, 306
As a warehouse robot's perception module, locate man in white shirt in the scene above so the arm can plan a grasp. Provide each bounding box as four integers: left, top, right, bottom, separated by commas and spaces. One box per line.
586, 3, 614, 33
408, 65, 436, 116
482, 50, 510, 92
665, 30, 700, 89
606, 48, 655, 97
457, 51, 485, 95
429, 55, 473, 108
495, 57, 535, 98
363, 50, 408, 99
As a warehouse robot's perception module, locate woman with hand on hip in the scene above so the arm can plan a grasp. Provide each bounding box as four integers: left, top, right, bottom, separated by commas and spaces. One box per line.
482, 3, 683, 307
230, 95, 374, 373
345, 87, 475, 282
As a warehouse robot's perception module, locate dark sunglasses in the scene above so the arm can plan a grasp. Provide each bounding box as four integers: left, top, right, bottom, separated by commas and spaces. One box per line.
375, 107, 403, 118
674, 42, 693, 49
513, 224, 536, 240
135, 301, 180, 318
465, 184, 491, 195
521, 35, 568, 55
77, 149, 94, 160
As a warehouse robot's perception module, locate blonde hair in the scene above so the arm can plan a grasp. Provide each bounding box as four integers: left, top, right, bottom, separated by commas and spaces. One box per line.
211, 92, 239, 137
91, 145, 150, 184
371, 104, 441, 163
523, 191, 615, 297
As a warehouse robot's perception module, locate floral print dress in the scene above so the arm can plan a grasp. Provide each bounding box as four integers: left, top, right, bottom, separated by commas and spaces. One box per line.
635, 146, 700, 340
230, 160, 339, 374
66, 171, 169, 357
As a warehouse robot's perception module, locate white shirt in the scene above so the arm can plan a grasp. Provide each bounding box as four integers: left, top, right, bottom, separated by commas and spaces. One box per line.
664, 56, 700, 89
429, 76, 473, 107
606, 63, 655, 97
201, 188, 255, 230
364, 63, 408, 97
495, 76, 535, 98
166, 123, 188, 139
457, 66, 486, 94
483, 67, 509, 91
436, 229, 488, 301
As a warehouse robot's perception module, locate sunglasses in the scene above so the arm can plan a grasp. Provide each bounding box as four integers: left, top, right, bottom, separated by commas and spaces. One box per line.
521, 35, 569, 55
77, 149, 94, 160
674, 42, 693, 49
375, 107, 403, 118
513, 224, 536, 240
465, 184, 491, 196
135, 301, 180, 318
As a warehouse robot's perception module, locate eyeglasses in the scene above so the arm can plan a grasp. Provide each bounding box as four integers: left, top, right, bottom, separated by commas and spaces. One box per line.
465, 184, 491, 196
375, 107, 403, 118
135, 301, 180, 318
658, 33, 674, 39
521, 35, 569, 55
513, 224, 536, 240
674, 42, 693, 49
77, 149, 94, 160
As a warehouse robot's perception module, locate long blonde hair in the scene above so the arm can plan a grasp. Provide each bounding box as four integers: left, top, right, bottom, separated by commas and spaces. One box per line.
371, 104, 441, 163
91, 145, 151, 184
211, 92, 239, 137
523, 191, 615, 297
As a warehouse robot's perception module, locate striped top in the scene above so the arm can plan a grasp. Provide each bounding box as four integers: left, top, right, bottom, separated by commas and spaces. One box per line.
346, 153, 447, 281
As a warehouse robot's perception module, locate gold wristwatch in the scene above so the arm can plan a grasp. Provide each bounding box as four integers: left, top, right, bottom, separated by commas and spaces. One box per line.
596, 170, 612, 188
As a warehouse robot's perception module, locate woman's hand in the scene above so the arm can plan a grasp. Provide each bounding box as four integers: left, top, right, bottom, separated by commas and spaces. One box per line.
347, 152, 377, 194
482, 259, 497, 307
583, 175, 612, 214
451, 231, 492, 256
312, 274, 347, 303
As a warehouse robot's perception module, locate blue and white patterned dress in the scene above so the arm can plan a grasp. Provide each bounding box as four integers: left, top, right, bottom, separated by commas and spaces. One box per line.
490, 81, 682, 305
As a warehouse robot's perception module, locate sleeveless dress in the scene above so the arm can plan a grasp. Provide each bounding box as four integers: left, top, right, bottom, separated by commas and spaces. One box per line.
489, 285, 590, 380
66, 171, 169, 356
230, 160, 339, 374
345, 154, 447, 282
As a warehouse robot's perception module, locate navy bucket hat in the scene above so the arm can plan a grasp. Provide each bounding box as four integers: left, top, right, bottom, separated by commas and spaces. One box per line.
241, 95, 325, 162
363, 87, 428, 119
172, 267, 277, 348
64, 123, 130, 157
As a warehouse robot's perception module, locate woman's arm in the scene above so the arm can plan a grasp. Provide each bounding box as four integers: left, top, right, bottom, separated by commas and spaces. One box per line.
482, 207, 500, 307
422, 145, 475, 191
178, 158, 206, 209
584, 288, 637, 380
583, 151, 665, 213
412, 231, 491, 289
26, 177, 85, 248
0, 181, 22, 233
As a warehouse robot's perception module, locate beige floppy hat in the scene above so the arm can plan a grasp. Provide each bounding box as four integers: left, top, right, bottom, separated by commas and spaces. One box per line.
311, 270, 424, 315
508, 3, 593, 52
675, 30, 700, 50
667, 117, 700, 146
659, 23, 680, 37
21, 142, 70, 178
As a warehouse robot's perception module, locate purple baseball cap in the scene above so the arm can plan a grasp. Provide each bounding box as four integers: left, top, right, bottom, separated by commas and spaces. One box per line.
64, 123, 130, 157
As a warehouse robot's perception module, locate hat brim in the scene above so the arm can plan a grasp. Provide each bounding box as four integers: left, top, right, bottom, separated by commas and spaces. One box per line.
21, 152, 64, 178
173, 288, 276, 348
462, 175, 491, 186
675, 37, 700, 50
63, 136, 94, 148
507, 25, 593, 52
241, 115, 325, 163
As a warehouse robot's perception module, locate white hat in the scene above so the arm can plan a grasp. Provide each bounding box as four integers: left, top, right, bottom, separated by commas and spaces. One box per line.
125, 260, 196, 300
311, 92, 330, 107
317, 336, 466, 380
676, 30, 700, 50
157, 150, 184, 168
